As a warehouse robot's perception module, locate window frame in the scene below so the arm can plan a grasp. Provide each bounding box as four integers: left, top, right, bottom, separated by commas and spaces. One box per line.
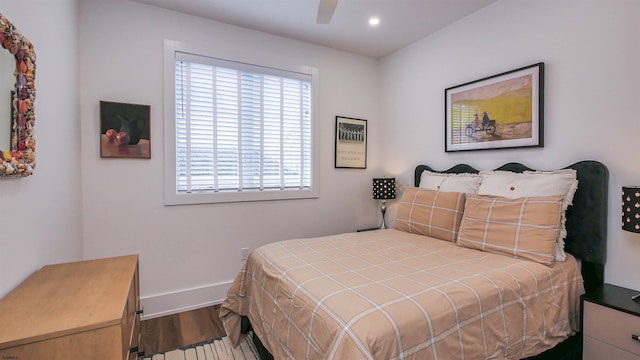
163, 39, 319, 205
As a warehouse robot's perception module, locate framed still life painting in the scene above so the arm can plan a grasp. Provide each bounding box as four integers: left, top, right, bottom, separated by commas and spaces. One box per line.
100, 101, 151, 159
444, 62, 544, 152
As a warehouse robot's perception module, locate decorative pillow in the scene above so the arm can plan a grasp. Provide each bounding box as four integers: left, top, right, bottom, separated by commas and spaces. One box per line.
457, 194, 564, 266
419, 170, 481, 194
477, 169, 578, 261
395, 187, 466, 242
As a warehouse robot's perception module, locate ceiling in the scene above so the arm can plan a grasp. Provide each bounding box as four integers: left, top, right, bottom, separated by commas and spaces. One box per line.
131, 0, 498, 59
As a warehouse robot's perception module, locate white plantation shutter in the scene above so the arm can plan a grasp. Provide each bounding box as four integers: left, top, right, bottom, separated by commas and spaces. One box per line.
174, 52, 313, 197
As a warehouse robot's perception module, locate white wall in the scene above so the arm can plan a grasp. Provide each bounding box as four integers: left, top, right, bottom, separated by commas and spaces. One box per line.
380, 0, 640, 290
0, 1, 82, 298
78, 0, 381, 317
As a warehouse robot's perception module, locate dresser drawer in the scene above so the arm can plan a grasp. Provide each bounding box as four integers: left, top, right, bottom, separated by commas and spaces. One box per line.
584, 301, 640, 355
584, 335, 640, 360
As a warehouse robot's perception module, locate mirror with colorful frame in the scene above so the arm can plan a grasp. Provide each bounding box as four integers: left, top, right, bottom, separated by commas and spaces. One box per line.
0, 12, 36, 177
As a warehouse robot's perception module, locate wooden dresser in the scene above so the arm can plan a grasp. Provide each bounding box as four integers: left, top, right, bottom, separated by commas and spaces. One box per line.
0, 254, 143, 359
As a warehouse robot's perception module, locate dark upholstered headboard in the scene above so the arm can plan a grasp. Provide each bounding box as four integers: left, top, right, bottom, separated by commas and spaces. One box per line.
414, 161, 609, 292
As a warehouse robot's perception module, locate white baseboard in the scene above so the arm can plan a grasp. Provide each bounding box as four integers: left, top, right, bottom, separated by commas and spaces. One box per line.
140, 281, 232, 320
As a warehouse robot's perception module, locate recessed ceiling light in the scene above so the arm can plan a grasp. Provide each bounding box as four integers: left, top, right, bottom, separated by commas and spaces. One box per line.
369, 17, 380, 26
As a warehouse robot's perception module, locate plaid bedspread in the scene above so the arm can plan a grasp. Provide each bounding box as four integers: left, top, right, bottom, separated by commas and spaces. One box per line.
220, 229, 584, 359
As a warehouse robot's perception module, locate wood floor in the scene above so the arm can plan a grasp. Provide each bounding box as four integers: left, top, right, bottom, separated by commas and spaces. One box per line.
140, 304, 226, 355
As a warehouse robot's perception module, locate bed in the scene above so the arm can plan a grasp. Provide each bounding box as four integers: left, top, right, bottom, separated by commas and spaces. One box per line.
220, 161, 608, 360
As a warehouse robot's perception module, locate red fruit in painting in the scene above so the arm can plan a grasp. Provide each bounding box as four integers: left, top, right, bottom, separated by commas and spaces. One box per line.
115, 132, 130, 146
105, 129, 117, 142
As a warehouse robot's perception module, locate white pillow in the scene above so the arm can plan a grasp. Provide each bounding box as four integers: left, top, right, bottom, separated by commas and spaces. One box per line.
419, 170, 481, 194
477, 169, 579, 261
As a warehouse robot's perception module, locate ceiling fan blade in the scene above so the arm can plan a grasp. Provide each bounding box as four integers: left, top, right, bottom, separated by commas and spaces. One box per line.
317, 0, 339, 24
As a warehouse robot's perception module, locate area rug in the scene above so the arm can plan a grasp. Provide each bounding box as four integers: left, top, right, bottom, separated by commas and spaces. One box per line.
143, 334, 259, 360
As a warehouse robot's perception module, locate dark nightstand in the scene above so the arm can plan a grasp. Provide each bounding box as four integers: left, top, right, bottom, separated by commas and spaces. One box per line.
581, 283, 640, 359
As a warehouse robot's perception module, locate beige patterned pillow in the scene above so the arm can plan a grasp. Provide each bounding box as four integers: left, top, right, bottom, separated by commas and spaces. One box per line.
457, 194, 563, 266
478, 169, 578, 262
395, 187, 466, 242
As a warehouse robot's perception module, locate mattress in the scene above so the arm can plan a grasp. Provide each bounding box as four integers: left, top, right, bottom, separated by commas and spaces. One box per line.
220, 229, 584, 359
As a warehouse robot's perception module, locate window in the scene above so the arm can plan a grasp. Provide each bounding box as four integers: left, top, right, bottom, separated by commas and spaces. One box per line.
164, 40, 318, 205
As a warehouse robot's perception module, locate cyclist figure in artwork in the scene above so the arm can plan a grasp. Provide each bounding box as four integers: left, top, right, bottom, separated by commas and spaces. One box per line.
482, 111, 490, 127
473, 113, 481, 129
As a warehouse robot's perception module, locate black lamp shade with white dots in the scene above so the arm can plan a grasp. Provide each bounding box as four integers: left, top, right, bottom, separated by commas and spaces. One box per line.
373, 178, 396, 200
622, 186, 640, 233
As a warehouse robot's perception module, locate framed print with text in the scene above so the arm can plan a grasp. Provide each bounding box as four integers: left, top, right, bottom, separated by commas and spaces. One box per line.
335, 116, 367, 169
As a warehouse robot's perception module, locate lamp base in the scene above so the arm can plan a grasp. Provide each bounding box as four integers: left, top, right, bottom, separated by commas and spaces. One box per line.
379, 200, 387, 229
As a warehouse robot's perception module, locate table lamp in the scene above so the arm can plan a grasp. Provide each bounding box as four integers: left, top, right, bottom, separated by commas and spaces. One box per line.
622, 186, 640, 233
373, 177, 396, 229
622, 186, 640, 301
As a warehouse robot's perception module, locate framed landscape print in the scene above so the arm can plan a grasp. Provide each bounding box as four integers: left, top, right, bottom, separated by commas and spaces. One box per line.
445, 62, 544, 152
335, 116, 367, 169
